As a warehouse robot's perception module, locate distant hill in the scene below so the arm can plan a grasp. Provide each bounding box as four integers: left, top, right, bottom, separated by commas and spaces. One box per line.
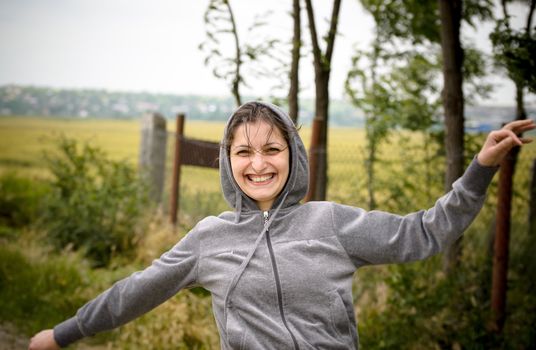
0, 85, 532, 128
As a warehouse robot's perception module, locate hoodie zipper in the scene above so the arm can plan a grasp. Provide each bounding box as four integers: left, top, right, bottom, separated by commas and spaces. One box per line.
264, 211, 300, 350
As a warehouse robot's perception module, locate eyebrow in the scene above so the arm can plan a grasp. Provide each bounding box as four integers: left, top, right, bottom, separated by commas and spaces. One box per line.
231, 142, 286, 150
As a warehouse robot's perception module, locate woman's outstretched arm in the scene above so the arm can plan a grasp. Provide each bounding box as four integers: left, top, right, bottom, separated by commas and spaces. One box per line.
333, 119, 535, 267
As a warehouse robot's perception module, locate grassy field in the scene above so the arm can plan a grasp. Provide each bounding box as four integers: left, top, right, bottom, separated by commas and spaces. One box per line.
0, 117, 225, 172
0, 116, 368, 209
2, 115, 535, 208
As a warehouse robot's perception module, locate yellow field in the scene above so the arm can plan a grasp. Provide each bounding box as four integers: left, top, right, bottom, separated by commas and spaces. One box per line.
0, 117, 224, 175
0, 116, 364, 186
2, 116, 535, 213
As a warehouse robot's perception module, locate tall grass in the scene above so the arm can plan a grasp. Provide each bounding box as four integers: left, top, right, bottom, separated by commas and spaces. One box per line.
0, 230, 93, 334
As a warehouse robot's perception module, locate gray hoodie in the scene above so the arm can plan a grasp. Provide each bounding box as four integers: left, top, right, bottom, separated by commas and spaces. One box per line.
54, 102, 497, 349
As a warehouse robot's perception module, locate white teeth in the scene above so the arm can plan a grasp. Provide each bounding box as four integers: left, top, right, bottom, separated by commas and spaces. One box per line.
249, 174, 273, 183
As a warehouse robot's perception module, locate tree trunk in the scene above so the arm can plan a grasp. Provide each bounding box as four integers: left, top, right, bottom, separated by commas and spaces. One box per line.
490, 145, 520, 332
304, 0, 341, 201
312, 72, 329, 200
490, 82, 527, 332
438, 0, 465, 273
488, 0, 532, 332
288, 0, 301, 124
529, 159, 536, 237
527, 0, 535, 34
366, 134, 377, 210
224, 0, 242, 107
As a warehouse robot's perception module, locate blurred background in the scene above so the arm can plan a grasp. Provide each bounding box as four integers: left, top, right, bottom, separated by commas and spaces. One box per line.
1, 0, 535, 349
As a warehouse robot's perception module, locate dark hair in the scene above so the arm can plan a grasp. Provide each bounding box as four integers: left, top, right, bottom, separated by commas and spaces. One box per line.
223, 102, 297, 154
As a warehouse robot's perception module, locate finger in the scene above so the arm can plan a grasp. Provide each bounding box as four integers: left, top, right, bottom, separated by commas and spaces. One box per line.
503, 119, 536, 133
517, 123, 536, 134
490, 129, 522, 145
520, 137, 533, 144
494, 133, 523, 153
502, 119, 534, 128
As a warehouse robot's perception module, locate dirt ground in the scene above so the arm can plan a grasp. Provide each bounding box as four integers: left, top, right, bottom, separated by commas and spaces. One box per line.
0, 324, 29, 350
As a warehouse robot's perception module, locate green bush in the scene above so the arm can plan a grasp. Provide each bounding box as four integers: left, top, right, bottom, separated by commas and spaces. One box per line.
115, 290, 219, 350
357, 218, 536, 349
0, 172, 49, 229
0, 241, 90, 334
41, 137, 151, 266
178, 187, 228, 226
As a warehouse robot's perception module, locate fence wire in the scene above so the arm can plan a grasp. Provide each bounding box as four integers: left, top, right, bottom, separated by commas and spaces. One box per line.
162, 129, 536, 229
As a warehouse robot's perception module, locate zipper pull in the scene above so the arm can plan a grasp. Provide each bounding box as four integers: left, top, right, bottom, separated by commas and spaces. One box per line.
263, 211, 269, 224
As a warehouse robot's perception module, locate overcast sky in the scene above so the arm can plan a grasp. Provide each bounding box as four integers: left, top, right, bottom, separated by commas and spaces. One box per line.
0, 0, 532, 106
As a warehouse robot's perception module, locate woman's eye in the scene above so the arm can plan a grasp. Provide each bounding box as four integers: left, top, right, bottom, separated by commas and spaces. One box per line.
264, 148, 281, 155
236, 150, 251, 156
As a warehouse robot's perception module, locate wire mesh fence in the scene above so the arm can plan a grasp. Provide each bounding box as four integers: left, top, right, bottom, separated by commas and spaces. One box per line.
161, 126, 536, 231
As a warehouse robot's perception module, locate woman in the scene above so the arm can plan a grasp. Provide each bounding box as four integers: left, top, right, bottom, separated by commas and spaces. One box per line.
29, 102, 535, 349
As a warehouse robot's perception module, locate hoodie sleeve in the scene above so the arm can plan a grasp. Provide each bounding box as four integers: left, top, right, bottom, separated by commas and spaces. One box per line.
53, 229, 201, 348
333, 157, 498, 267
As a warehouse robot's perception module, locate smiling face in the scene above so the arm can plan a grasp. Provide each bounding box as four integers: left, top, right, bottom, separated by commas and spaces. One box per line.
230, 120, 290, 211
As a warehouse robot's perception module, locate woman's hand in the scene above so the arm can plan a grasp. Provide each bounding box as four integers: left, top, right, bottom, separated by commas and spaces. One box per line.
28, 329, 59, 350
477, 119, 536, 167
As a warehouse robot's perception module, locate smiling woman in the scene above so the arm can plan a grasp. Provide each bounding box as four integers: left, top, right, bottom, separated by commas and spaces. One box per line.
28, 101, 535, 350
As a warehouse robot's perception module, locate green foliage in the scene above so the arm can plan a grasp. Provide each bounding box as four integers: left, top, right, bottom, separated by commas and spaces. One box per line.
462, 45, 494, 104
345, 41, 442, 209
358, 239, 520, 348
360, 0, 440, 44
358, 0, 493, 108
0, 172, 48, 229
115, 290, 218, 349
179, 187, 229, 225
463, 0, 494, 27
0, 239, 91, 334
360, 0, 493, 45
41, 137, 151, 266
490, 18, 536, 93
356, 158, 536, 349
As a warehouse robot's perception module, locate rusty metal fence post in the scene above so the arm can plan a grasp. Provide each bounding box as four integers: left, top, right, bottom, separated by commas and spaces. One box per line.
490, 145, 520, 332
168, 114, 220, 226
305, 118, 322, 202
529, 159, 536, 236
169, 114, 185, 225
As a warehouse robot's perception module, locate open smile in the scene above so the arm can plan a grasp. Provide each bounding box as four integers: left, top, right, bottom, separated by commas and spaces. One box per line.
246, 173, 275, 184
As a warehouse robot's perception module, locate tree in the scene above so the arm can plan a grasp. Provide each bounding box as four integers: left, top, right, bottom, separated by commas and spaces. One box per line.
491, 0, 536, 118
438, 0, 465, 273
304, 0, 342, 201
355, 0, 492, 271
199, 0, 279, 107
489, 0, 536, 333
288, 0, 301, 124
353, 0, 491, 210
346, 40, 441, 211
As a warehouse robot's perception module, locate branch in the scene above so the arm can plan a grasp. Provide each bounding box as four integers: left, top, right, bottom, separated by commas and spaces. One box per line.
325, 0, 342, 63
501, 0, 510, 27
223, 0, 242, 106
527, 0, 535, 36
304, 0, 322, 67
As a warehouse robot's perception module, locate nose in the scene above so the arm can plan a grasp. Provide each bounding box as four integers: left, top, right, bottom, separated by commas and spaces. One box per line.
250, 152, 267, 173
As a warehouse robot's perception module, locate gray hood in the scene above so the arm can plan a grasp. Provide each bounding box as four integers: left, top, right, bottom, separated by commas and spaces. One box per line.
219, 101, 309, 216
